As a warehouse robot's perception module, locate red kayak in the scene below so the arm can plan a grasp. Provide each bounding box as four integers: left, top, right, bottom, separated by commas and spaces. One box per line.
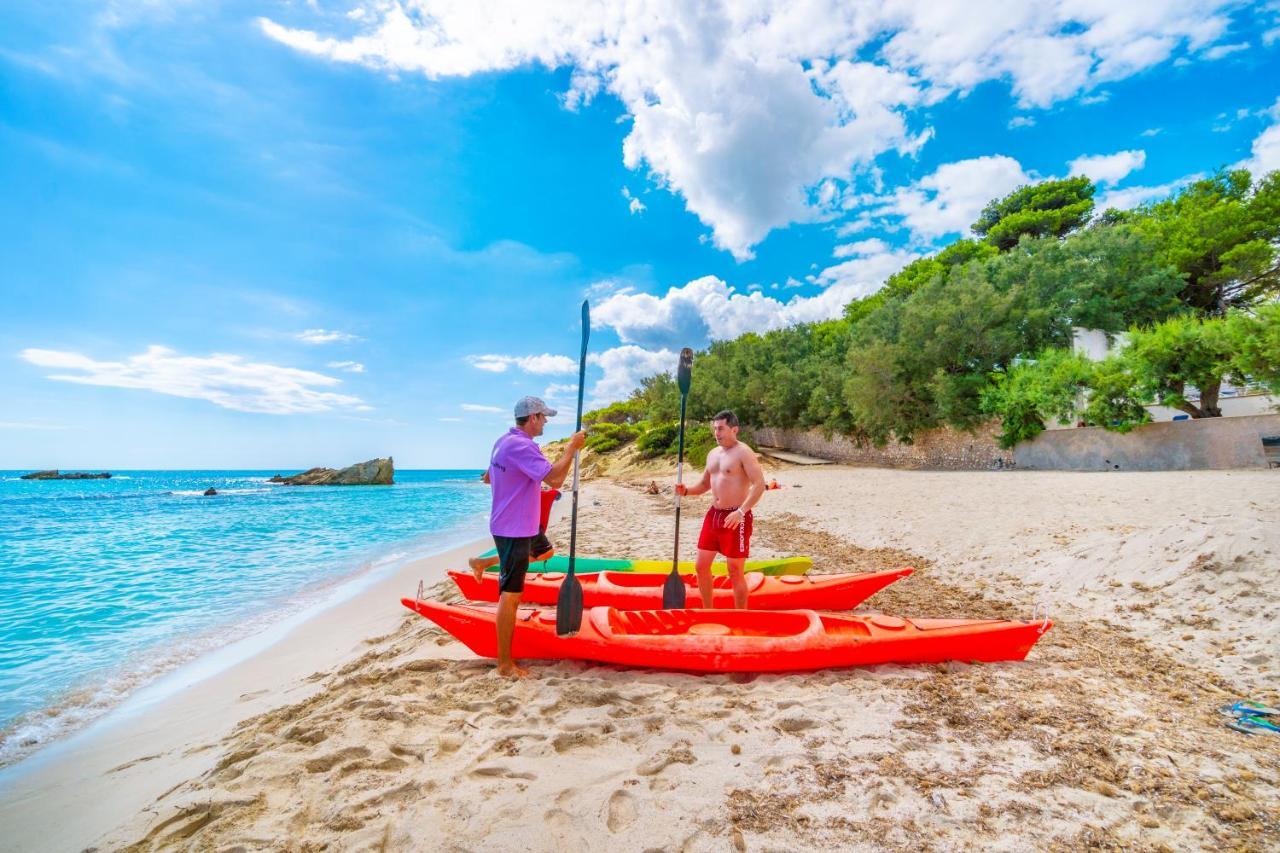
401, 599, 1052, 673
447, 567, 912, 610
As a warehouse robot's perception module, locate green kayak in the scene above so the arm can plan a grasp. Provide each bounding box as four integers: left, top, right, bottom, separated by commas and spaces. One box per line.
477, 552, 811, 576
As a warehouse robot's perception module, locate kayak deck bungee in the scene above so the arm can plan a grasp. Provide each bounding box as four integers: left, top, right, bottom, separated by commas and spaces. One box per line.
449, 567, 913, 610
473, 552, 812, 576
401, 599, 1052, 673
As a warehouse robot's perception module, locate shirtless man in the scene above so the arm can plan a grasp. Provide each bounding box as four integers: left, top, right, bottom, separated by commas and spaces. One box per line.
674, 410, 767, 609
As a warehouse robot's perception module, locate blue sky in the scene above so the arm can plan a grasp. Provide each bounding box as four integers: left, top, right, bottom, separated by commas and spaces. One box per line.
2, 1, 1279, 468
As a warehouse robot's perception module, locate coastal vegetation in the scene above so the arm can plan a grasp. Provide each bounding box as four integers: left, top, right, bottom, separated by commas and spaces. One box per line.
585, 168, 1280, 451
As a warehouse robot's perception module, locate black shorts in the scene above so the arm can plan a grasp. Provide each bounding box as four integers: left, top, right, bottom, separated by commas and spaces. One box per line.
493, 529, 552, 594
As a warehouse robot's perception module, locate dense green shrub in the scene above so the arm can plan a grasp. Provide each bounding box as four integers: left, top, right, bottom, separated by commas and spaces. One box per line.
635, 422, 679, 458
980, 349, 1094, 448
584, 422, 639, 453
584, 399, 646, 426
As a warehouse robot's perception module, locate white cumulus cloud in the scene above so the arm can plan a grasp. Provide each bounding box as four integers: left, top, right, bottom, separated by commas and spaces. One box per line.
20, 345, 368, 414
621, 186, 646, 214
326, 360, 365, 373
466, 353, 578, 374
588, 345, 677, 406
542, 382, 579, 403
1095, 174, 1204, 212
872, 155, 1031, 243
1237, 97, 1280, 177
258, 1, 1237, 260
296, 328, 360, 344
1202, 41, 1249, 60
461, 403, 504, 413
1067, 150, 1146, 186
594, 242, 914, 351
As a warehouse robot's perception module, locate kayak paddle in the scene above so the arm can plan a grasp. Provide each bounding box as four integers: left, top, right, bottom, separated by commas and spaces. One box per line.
663, 347, 694, 609
556, 299, 590, 637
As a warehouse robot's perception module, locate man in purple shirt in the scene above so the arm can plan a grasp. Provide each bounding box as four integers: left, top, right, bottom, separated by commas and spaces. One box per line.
483, 396, 584, 678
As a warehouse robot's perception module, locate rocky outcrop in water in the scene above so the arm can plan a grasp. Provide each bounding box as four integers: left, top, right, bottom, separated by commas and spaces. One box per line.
269, 457, 394, 486
203, 487, 218, 496
20, 470, 113, 480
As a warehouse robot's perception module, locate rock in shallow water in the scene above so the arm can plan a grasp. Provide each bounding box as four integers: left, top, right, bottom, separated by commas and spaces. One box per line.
269, 457, 394, 486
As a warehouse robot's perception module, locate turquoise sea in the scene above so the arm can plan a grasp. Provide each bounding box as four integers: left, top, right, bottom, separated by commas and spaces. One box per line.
0, 469, 488, 767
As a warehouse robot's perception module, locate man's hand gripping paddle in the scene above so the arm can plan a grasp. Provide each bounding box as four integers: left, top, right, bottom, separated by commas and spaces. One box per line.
556, 300, 590, 637
662, 348, 694, 609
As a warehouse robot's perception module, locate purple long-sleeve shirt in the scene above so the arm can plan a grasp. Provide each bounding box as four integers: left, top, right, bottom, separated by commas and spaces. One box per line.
488, 427, 553, 537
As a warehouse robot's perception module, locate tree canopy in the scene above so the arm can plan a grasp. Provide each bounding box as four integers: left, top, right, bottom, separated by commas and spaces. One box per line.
1124, 169, 1280, 315
586, 168, 1280, 453
972, 176, 1096, 251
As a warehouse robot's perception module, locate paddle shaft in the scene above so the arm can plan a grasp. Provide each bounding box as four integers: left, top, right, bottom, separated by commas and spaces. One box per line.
567, 302, 588, 580
672, 391, 687, 569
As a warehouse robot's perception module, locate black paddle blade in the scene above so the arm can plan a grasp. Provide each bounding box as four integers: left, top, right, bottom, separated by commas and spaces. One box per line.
677, 347, 693, 395
556, 572, 583, 637
662, 567, 687, 609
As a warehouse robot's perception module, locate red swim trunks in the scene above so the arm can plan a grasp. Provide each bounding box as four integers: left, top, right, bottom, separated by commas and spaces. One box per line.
697, 506, 753, 558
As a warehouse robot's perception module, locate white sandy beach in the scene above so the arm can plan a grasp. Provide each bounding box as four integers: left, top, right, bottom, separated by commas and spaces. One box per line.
1, 465, 1278, 851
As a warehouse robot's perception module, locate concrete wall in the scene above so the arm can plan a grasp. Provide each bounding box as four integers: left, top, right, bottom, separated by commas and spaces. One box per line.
753, 423, 1013, 471
1045, 392, 1277, 430
1015, 413, 1280, 471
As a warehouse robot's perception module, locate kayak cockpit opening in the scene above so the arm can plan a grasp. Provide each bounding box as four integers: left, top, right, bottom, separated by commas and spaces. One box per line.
817, 614, 874, 637
595, 608, 815, 638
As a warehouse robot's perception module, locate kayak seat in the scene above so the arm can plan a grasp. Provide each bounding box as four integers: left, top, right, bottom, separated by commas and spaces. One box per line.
610, 609, 697, 636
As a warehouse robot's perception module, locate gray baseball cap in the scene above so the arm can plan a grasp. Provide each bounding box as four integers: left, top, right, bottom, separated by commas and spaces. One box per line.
514, 396, 558, 418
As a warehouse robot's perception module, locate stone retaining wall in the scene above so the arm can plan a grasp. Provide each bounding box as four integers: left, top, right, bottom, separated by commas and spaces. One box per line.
1015, 413, 1280, 471
752, 423, 1013, 470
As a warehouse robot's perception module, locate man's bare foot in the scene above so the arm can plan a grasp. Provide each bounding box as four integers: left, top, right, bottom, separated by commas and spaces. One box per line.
532, 548, 555, 564
468, 555, 496, 583
496, 662, 532, 679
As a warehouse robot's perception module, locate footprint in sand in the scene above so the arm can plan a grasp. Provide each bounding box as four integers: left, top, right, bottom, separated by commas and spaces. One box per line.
437, 734, 464, 755
552, 730, 600, 753
775, 715, 819, 734
471, 764, 537, 780
207, 747, 259, 782
605, 790, 637, 832
305, 746, 371, 773
389, 742, 429, 761
283, 725, 329, 746
636, 745, 696, 776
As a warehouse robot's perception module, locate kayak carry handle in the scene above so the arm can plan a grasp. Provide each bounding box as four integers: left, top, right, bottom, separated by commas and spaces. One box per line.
1031, 602, 1050, 634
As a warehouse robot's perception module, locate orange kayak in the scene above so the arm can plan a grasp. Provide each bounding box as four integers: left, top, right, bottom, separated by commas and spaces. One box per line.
401, 599, 1052, 673
448, 568, 912, 610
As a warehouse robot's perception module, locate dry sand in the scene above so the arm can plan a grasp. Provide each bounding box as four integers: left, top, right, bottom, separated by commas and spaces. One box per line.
2, 466, 1279, 851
